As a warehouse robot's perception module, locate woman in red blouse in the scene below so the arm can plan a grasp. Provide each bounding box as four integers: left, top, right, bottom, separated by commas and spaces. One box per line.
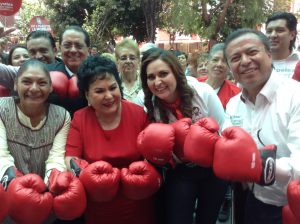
65, 56, 159, 224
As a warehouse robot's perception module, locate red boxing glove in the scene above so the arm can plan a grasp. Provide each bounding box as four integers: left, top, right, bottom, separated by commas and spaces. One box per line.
287, 180, 300, 222
0, 85, 10, 97
171, 118, 192, 162
121, 161, 162, 200
184, 117, 220, 167
213, 126, 276, 185
68, 75, 79, 99
282, 205, 299, 224
0, 185, 8, 222
48, 169, 87, 220
79, 161, 120, 202
49, 71, 69, 98
137, 123, 175, 166
7, 174, 53, 224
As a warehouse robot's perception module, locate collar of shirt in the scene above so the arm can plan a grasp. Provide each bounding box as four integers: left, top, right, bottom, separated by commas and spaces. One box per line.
273, 50, 300, 63
65, 65, 75, 77
240, 70, 280, 105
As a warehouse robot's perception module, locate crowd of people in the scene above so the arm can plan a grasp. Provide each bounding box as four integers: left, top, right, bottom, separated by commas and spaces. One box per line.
0, 10, 299, 224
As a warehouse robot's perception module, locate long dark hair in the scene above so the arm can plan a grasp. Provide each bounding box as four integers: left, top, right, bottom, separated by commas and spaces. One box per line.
140, 49, 194, 123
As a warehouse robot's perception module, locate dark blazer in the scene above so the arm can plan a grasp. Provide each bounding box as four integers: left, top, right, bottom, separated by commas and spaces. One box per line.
46, 61, 87, 116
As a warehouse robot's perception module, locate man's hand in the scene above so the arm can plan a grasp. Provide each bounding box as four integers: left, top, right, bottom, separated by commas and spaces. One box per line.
0, 22, 16, 38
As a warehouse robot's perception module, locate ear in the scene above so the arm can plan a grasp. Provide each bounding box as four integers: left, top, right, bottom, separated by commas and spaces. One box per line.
290, 30, 296, 41
85, 91, 90, 105
49, 85, 53, 93
13, 82, 17, 92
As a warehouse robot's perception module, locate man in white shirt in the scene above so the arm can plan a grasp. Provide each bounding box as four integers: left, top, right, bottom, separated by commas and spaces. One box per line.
265, 12, 299, 78
223, 28, 300, 224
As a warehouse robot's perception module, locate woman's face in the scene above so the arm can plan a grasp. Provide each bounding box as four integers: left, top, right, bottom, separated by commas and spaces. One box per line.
197, 60, 208, 77
207, 50, 229, 81
177, 54, 187, 70
85, 74, 122, 117
146, 59, 178, 103
15, 65, 52, 106
11, 48, 30, 66
117, 47, 140, 75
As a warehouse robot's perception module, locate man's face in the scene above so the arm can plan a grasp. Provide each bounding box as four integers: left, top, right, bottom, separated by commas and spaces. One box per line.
91, 47, 98, 56
27, 37, 56, 64
61, 30, 89, 73
225, 33, 272, 92
266, 19, 295, 54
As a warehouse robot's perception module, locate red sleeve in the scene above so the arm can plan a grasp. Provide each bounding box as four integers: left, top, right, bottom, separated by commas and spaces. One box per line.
65, 110, 84, 157
292, 61, 300, 81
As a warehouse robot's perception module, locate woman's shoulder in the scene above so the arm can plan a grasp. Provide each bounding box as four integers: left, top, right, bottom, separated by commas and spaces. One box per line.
122, 100, 145, 113
0, 96, 15, 109
186, 76, 215, 96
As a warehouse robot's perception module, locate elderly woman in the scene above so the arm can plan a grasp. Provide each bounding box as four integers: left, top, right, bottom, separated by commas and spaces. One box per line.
115, 38, 141, 102
65, 55, 160, 224
197, 43, 240, 109
0, 59, 71, 223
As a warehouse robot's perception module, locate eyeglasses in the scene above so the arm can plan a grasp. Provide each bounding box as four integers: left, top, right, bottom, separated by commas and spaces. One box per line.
62, 42, 86, 50
119, 55, 138, 61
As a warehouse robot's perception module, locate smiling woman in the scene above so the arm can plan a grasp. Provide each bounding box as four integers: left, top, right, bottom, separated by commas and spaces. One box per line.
65, 55, 160, 224
115, 38, 141, 102
8, 45, 29, 66
0, 59, 71, 223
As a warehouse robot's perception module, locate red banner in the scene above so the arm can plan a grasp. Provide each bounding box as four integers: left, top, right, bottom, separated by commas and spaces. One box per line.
0, 0, 22, 16
29, 16, 53, 34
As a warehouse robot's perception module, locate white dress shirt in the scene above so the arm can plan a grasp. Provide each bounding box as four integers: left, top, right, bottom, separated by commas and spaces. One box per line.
223, 70, 300, 206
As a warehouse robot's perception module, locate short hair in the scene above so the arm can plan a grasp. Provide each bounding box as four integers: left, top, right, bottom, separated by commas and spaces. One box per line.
266, 11, 298, 50
101, 52, 116, 63
140, 49, 194, 123
169, 50, 187, 60
115, 38, 140, 59
26, 30, 56, 49
60, 25, 90, 47
8, 45, 28, 65
140, 42, 156, 54
209, 43, 225, 60
17, 59, 51, 83
224, 28, 271, 62
77, 55, 123, 98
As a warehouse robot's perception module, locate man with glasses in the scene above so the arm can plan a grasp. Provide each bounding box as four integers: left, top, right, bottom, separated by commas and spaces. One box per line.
223, 28, 300, 224
0, 26, 90, 115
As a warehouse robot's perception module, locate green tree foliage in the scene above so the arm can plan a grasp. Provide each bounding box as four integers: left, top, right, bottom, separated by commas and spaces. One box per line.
16, 1, 54, 38
165, 0, 273, 43
273, 0, 292, 12
83, 0, 148, 51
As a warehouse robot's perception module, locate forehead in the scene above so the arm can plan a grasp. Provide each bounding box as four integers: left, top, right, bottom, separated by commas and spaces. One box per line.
147, 59, 170, 72
226, 33, 264, 55
19, 66, 48, 78
266, 19, 288, 29
12, 48, 28, 55
210, 50, 224, 58
27, 37, 52, 48
62, 30, 85, 42
118, 48, 137, 56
